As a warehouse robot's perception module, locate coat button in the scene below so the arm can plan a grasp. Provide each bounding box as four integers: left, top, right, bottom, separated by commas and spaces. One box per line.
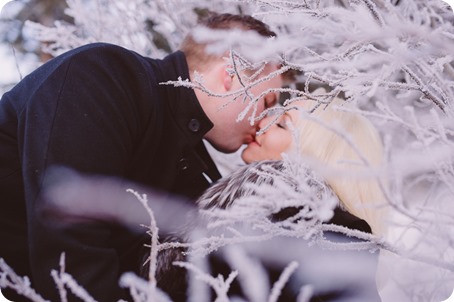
188, 118, 200, 132
178, 158, 189, 171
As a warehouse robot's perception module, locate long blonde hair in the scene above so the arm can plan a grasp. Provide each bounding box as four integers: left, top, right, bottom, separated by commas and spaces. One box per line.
290, 92, 387, 234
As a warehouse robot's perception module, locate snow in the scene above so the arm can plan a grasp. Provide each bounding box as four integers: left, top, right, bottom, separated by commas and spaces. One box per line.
2, 0, 454, 301
0, 0, 40, 95
445, 0, 454, 9
0, 43, 38, 95
0, 1, 13, 12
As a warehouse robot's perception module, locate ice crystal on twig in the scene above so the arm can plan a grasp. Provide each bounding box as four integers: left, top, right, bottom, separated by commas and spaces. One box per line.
0, 258, 49, 302
3, 0, 454, 301
174, 261, 238, 302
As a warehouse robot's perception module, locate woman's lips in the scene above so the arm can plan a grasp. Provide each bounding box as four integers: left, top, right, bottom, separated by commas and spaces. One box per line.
245, 134, 261, 146
249, 138, 261, 147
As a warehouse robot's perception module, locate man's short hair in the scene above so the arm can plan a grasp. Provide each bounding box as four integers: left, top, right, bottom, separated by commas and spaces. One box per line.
180, 12, 277, 73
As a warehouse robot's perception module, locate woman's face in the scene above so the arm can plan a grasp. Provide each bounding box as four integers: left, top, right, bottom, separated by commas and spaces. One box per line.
241, 112, 294, 163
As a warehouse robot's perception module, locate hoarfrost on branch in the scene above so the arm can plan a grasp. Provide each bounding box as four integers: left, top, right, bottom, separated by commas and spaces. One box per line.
2, 0, 454, 301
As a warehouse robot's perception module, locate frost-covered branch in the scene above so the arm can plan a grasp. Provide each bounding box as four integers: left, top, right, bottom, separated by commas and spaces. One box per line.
174, 261, 237, 302
268, 261, 298, 302
50, 254, 68, 302
4, 0, 454, 301
0, 258, 49, 302
119, 272, 172, 302
126, 189, 160, 286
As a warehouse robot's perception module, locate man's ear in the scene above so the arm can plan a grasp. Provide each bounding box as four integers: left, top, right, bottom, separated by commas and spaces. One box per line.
223, 67, 234, 91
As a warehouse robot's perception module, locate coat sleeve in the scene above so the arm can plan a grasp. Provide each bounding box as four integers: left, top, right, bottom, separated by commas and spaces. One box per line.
18, 44, 156, 301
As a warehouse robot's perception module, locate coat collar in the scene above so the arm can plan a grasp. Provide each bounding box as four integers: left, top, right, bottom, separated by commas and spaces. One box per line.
153, 51, 213, 147
150, 51, 222, 187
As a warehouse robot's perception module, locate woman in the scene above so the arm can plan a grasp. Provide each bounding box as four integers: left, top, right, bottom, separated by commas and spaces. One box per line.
240, 90, 387, 235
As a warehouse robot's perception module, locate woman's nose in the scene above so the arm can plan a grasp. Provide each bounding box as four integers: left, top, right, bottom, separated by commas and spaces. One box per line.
256, 115, 273, 131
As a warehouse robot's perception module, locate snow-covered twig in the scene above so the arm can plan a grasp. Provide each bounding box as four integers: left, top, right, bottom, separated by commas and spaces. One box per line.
0, 258, 49, 302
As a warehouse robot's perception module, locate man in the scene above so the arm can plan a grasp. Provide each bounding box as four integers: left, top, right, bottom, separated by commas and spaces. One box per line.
0, 13, 283, 301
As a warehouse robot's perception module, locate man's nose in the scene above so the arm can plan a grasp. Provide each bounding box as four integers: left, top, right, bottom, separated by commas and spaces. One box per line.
264, 91, 278, 109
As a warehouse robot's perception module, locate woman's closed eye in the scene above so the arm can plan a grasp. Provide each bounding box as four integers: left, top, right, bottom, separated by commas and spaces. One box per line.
277, 121, 286, 129
276, 115, 291, 130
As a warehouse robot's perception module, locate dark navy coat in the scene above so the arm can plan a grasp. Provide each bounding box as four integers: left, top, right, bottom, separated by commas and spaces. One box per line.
0, 43, 221, 301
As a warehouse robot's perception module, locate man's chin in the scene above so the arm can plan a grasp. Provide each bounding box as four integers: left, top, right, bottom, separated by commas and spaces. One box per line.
213, 145, 238, 154
206, 140, 241, 154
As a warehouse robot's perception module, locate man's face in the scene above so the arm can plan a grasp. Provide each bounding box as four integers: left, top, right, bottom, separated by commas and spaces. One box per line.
206, 64, 284, 153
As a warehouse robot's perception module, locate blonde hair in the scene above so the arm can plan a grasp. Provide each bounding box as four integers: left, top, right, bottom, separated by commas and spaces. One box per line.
290, 94, 387, 234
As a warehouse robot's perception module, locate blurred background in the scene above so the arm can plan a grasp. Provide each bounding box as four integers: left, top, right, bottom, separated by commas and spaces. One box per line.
1, 1, 454, 301
1, 0, 70, 92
